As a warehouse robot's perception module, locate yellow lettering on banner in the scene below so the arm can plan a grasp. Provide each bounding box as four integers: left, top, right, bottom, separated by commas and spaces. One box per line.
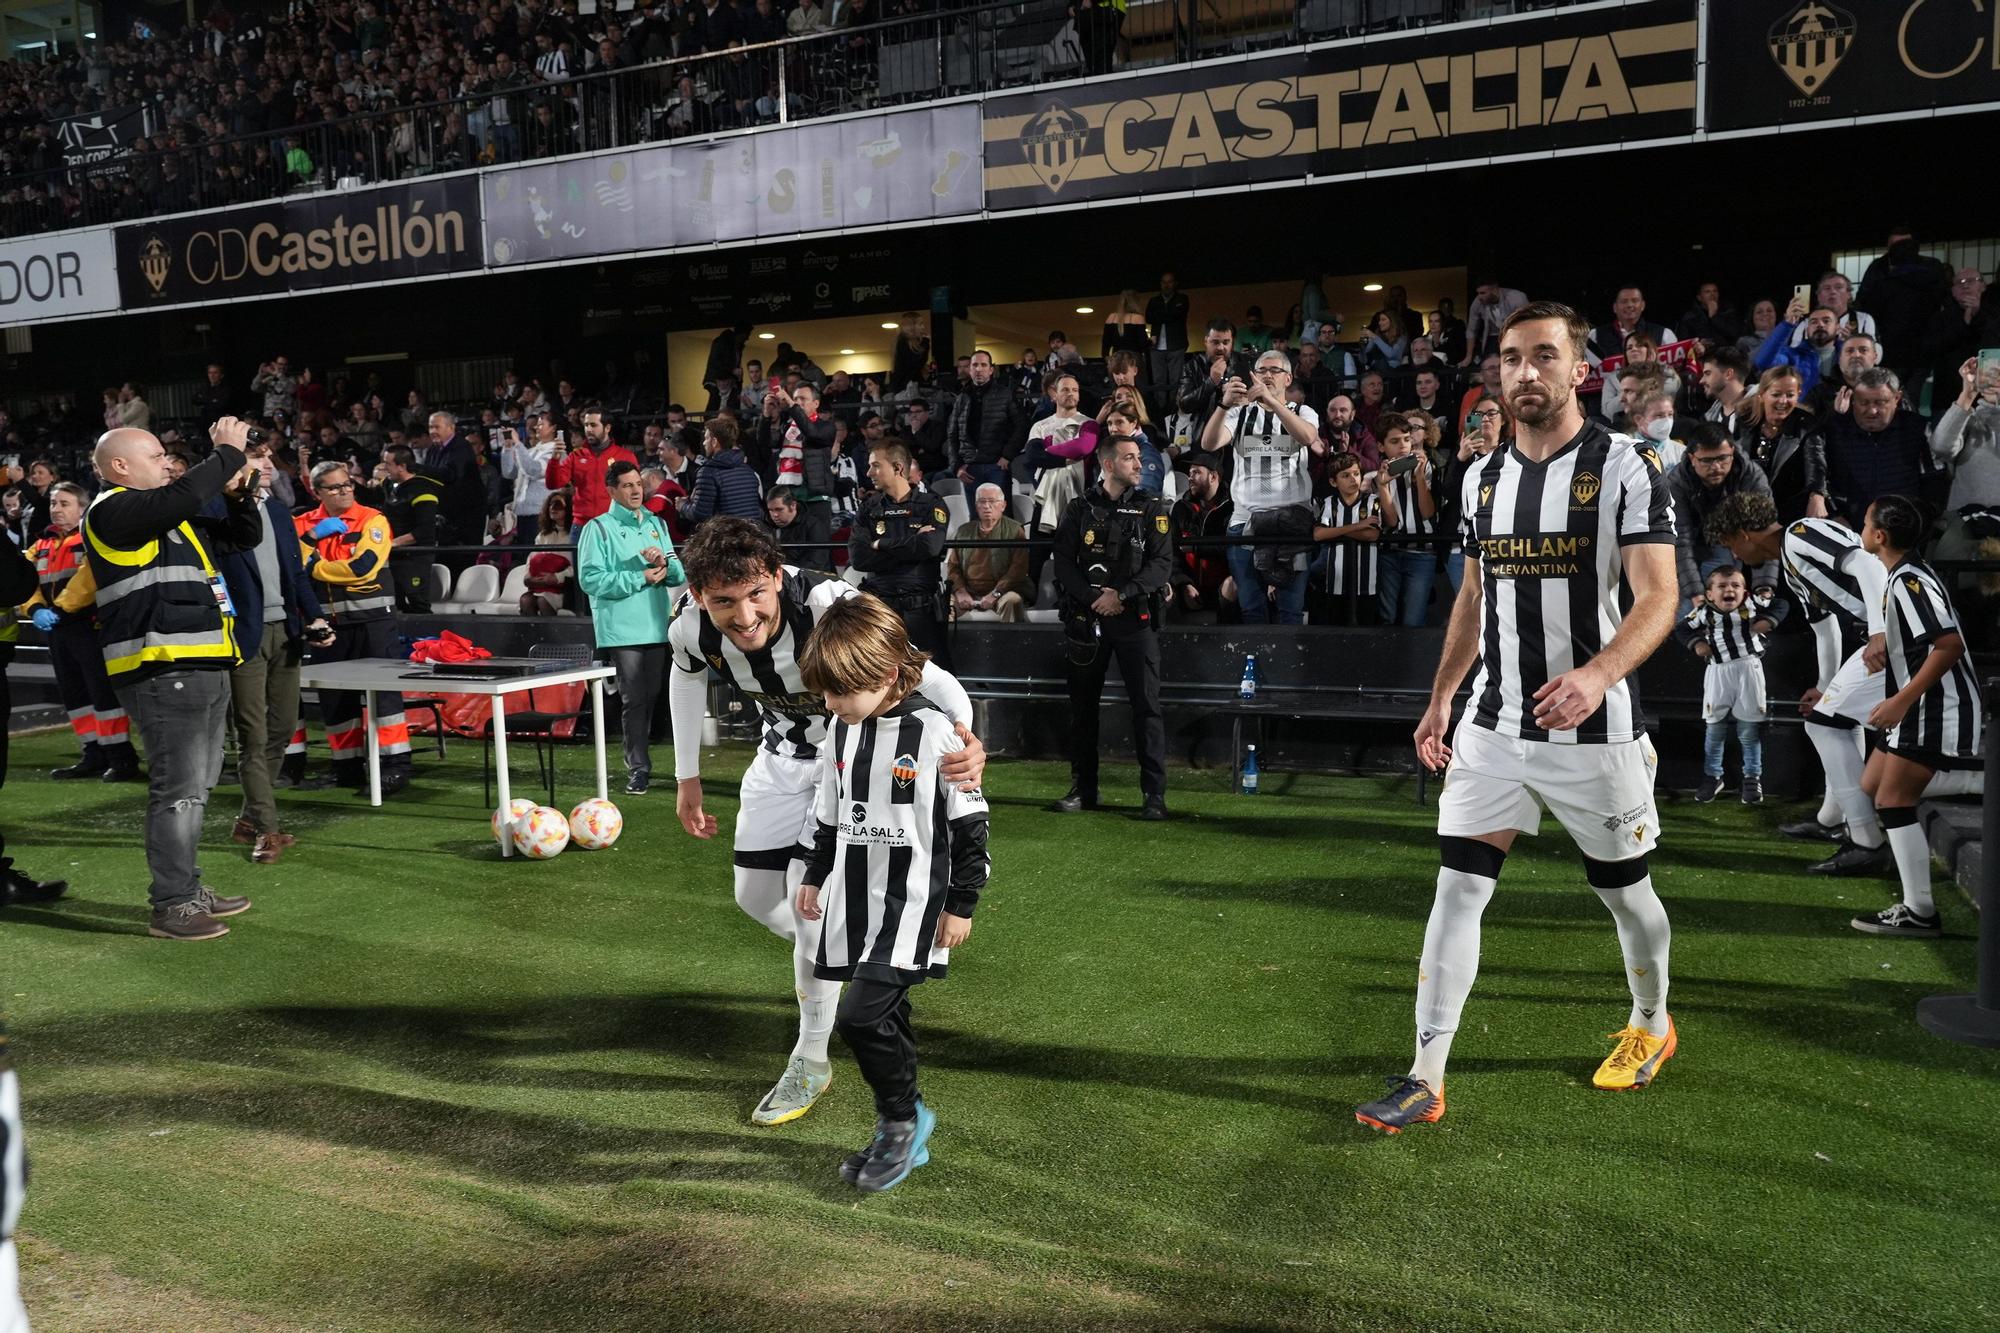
1449, 50, 1512, 135
1233, 80, 1296, 158
350, 221, 375, 266
1517, 42, 1544, 126
280, 230, 307, 273
1104, 98, 1158, 173
1366, 61, 1441, 144
249, 221, 281, 277
1551, 35, 1634, 122
1161, 90, 1229, 169
1295, 70, 1359, 153
1898, 0, 1984, 79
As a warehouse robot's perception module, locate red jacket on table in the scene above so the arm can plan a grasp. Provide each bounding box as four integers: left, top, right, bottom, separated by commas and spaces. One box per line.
544, 442, 638, 523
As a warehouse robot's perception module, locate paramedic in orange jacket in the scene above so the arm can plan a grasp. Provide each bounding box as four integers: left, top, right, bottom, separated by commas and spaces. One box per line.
295, 460, 414, 795
19, 482, 140, 782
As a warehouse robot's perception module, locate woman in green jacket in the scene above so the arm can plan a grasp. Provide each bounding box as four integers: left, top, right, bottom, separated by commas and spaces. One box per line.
578, 461, 685, 795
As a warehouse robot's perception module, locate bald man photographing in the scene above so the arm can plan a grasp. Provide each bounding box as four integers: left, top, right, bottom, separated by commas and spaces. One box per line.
84, 418, 266, 941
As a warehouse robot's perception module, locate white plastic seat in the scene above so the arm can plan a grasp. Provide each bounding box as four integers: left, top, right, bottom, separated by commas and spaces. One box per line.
437, 564, 499, 613
1023, 561, 1062, 623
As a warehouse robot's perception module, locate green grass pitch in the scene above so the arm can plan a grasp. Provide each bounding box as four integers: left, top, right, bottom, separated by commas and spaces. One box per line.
2, 727, 1996, 1331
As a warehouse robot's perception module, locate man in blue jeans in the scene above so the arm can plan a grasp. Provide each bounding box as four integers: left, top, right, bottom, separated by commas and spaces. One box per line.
1373, 417, 1438, 626
1200, 350, 1320, 624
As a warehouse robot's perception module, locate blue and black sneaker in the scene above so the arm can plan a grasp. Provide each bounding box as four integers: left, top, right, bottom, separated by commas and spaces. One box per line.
1354, 1076, 1445, 1134
853, 1100, 936, 1193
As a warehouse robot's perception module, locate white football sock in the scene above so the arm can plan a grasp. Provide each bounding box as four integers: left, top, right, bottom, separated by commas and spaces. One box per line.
1882, 813, 1937, 917
1411, 863, 1497, 1086
1815, 789, 1841, 827
733, 864, 796, 942
1593, 875, 1671, 1036
1808, 724, 1883, 849
787, 861, 837, 1066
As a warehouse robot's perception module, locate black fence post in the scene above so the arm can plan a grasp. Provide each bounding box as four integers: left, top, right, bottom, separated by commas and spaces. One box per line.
1915, 677, 2000, 1047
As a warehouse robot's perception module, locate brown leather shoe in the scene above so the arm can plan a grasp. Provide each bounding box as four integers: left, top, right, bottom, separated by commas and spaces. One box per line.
232, 818, 258, 845
252, 832, 296, 864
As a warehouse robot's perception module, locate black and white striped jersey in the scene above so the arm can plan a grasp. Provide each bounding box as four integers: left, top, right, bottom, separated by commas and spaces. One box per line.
1385, 466, 1435, 536
804, 698, 991, 985
1460, 422, 1676, 744
1318, 492, 1378, 596
671, 566, 842, 761
1781, 519, 1882, 631
1881, 557, 1983, 765
1683, 600, 1769, 663
1223, 402, 1317, 526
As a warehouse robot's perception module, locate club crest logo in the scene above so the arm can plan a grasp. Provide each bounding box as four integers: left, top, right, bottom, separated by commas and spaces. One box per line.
1767, 1, 1856, 97
138, 236, 172, 294
1571, 472, 1601, 506
891, 752, 918, 788
1020, 102, 1089, 194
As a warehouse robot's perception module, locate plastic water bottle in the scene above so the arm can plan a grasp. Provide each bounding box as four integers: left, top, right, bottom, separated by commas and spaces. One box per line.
1242, 744, 1260, 795
1240, 654, 1258, 700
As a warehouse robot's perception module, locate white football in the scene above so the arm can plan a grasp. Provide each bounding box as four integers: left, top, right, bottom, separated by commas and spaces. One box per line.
511, 805, 571, 859
568, 797, 623, 850
492, 797, 537, 844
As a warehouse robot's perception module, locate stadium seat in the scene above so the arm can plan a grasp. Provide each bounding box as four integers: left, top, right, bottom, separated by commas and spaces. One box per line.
1159, 470, 1183, 503
437, 564, 499, 613
930, 477, 963, 498
476, 564, 531, 613
1024, 561, 1062, 623
1010, 492, 1038, 528
429, 563, 452, 607
842, 566, 867, 588
943, 489, 972, 533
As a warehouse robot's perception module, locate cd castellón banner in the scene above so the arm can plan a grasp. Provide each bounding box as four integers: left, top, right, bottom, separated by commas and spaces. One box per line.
114, 177, 482, 306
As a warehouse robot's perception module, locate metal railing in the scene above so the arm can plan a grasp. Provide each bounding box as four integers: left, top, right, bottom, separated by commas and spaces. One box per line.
1, 0, 1552, 241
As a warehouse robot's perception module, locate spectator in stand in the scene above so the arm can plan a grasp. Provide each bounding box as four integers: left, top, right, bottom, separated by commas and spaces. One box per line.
1169, 453, 1234, 623
1022, 371, 1089, 485
1630, 386, 1689, 473
1602, 335, 1679, 424
1670, 424, 1778, 610
422, 410, 485, 562
1803, 331, 1882, 420
902, 398, 949, 478
1093, 381, 1164, 492
545, 404, 638, 543
1315, 392, 1379, 477
1309, 451, 1380, 626
1737, 299, 1780, 362
520, 494, 574, 615
1924, 268, 2000, 419
1821, 368, 1943, 527
1755, 296, 1843, 397
947, 351, 1022, 496
1678, 282, 1743, 348
684, 416, 764, 526
1455, 353, 1503, 427
1294, 341, 1339, 416
1146, 271, 1191, 392
1370, 416, 1437, 627
947, 484, 1030, 622
763, 489, 827, 571
1931, 354, 2000, 581
580, 459, 684, 796
1858, 230, 1950, 385
1354, 371, 1389, 439
767, 381, 838, 541
1405, 367, 1455, 454
114, 383, 150, 432
1436, 393, 1506, 594
1791, 270, 1878, 353
1701, 345, 1755, 429
498, 412, 558, 547
1201, 350, 1319, 625
1363, 311, 1408, 371
1589, 286, 1675, 365
1429, 300, 1468, 366
251, 356, 298, 419
194, 364, 234, 438
1732, 366, 1826, 525
1462, 279, 1529, 366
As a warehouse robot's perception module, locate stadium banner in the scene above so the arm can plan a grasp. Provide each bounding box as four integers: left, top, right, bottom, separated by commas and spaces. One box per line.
54, 104, 152, 168
480, 102, 982, 269
981, 0, 1698, 211
1705, 1, 2000, 132
0, 227, 122, 321
114, 177, 482, 307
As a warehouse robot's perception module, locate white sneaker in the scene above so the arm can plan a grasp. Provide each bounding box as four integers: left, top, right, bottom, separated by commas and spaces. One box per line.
751, 1056, 832, 1126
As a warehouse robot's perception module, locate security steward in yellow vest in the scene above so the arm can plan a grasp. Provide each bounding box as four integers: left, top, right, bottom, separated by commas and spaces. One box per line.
377, 445, 443, 614
0, 536, 69, 906
1048, 432, 1172, 821
848, 439, 951, 663
83, 420, 265, 940
296, 459, 414, 794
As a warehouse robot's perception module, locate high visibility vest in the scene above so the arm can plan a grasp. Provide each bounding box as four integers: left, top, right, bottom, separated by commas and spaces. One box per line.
296, 502, 395, 620
31, 530, 85, 603
81, 488, 238, 681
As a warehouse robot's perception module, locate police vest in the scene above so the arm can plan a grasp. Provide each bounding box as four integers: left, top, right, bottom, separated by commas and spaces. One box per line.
82, 488, 238, 681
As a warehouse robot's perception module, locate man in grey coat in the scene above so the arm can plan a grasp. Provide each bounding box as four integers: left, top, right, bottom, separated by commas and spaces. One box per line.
1669, 422, 1779, 609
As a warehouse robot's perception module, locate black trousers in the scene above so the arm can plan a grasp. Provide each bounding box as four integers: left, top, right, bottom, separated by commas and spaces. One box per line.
1067, 627, 1166, 800
876, 589, 950, 669
390, 555, 432, 614
835, 978, 919, 1122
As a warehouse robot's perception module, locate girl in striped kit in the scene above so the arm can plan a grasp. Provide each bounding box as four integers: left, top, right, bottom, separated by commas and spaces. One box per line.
1852, 496, 1984, 938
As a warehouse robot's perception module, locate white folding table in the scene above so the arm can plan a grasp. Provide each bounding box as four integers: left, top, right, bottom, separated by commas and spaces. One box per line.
295, 657, 616, 857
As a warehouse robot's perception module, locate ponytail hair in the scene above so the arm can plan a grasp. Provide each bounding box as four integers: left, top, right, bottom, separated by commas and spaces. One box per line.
1867, 494, 1929, 553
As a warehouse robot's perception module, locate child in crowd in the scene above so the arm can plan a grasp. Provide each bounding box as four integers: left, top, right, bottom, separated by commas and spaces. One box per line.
1310, 451, 1380, 625
795, 594, 991, 1194
1680, 564, 1781, 804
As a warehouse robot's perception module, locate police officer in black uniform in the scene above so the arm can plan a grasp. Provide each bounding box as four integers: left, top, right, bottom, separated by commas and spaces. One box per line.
1049, 432, 1172, 820
849, 438, 951, 663
377, 445, 444, 614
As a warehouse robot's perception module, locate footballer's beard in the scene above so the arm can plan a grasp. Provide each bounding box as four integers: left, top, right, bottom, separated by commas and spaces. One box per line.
1508, 380, 1570, 429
